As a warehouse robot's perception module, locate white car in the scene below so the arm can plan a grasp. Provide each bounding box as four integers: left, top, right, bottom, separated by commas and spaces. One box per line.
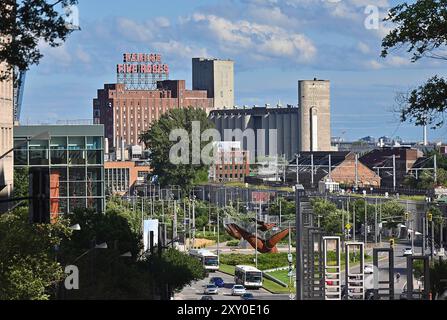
403, 248, 413, 256
231, 285, 246, 296
364, 265, 374, 274
204, 284, 218, 295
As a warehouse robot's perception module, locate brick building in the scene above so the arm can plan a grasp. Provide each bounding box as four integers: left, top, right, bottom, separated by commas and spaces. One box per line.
286, 152, 380, 188
93, 80, 213, 150
360, 147, 423, 188
209, 141, 250, 182
104, 161, 151, 195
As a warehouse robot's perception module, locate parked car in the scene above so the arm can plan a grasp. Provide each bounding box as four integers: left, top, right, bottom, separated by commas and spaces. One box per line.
210, 277, 225, 288
240, 293, 255, 300
200, 295, 214, 300
403, 248, 413, 256
364, 264, 374, 274
231, 285, 246, 296
204, 284, 218, 295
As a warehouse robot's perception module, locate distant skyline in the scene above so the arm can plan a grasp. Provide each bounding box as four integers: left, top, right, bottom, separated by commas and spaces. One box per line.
20, 0, 447, 143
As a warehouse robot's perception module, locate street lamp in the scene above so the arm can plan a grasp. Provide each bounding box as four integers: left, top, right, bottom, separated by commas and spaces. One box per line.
69, 224, 81, 231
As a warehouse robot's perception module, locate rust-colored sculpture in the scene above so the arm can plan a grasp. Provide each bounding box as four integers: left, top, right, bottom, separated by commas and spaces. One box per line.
224, 222, 289, 253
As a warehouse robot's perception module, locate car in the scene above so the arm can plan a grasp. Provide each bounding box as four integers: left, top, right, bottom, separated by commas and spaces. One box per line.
200, 295, 214, 300
210, 277, 225, 288
204, 284, 218, 295
231, 285, 246, 296
240, 293, 255, 300
364, 264, 374, 274
403, 248, 413, 256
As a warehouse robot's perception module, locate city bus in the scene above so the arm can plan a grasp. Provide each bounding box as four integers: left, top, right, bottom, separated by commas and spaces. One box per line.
189, 249, 219, 272
234, 265, 263, 289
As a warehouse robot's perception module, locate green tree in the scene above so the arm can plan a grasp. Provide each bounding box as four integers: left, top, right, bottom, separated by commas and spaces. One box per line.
139, 107, 215, 192
0, 207, 71, 300
311, 198, 343, 234
12, 167, 29, 199
147, 248, 205, 298
0, 0, 78, 79
381, 1, 447, 128
381, 200, 406, 229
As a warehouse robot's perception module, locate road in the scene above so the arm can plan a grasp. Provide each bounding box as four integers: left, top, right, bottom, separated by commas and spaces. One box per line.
174, 270, 290, 301
176, 242, 422, 300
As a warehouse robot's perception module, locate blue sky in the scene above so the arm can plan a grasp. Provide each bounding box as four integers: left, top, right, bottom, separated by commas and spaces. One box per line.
20, 0, 447, 142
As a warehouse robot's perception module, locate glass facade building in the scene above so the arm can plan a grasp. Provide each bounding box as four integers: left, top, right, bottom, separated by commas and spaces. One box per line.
14, 125, 105, 215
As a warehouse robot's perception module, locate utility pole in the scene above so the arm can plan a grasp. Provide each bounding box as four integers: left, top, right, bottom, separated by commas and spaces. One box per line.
422, 216, 426, 256
355, 153, 359, 189
353, 204, 356, 242
296, 154, 299, 184
256, 198, 261, 269
392, 154, 396, 191
192, 196, 196, 249
364, 196, 367, 245
375, 197, 378, 245
279, 199, 282, 227
217, 200, 220, 259
328, 153, 332, 181
311, 153, 314, 188
434, 154, 438, 185
431, 219, 435, 260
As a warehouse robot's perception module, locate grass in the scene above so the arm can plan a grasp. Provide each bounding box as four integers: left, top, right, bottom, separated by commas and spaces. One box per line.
218, 264, 291, 294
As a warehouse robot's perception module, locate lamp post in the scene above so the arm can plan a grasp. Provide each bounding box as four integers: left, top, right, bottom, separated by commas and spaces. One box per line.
363, 190, 367, 245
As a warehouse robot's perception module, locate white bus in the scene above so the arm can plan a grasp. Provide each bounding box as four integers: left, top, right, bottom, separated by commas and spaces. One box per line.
189, 249, 219, 272
234, 265, 263, 289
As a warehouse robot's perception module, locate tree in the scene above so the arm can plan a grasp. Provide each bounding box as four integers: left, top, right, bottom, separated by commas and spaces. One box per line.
311, 198, 343, 234
0, 207, 71, 300
382, 1, 447, 128
380, 200, 406, 229
12, 167, 29, 200
139, 107, 215, 191
0, 0, 78, 79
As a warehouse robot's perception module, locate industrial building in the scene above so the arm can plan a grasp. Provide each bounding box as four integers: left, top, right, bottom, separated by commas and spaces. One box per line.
192, 58, 234, 110
0, 36, 14, 212
93, 53, 216, 151
13, 125, 106, 218
298, 80, 331, 152
208, 79, 332, 162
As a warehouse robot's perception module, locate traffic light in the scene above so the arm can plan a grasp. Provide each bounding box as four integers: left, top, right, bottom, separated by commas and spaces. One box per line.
428, 213, 433, 222
404, 212, 409, 220
29, 167, 50, 224
389, 238, 395, 247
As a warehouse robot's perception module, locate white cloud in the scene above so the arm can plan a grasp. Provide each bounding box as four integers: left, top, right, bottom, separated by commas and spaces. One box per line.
357, 41, 370, 54
189, 13, 316, 63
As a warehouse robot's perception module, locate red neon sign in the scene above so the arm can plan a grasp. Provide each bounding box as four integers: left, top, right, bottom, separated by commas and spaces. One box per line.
117, 53, 169, 75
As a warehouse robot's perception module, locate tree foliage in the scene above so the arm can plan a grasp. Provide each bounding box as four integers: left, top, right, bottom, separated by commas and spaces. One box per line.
139, 107, 215, 191
382, 1, 447, 128
0, 0, 78, 78
0, 207, 71, 300
381, 0, 447, 62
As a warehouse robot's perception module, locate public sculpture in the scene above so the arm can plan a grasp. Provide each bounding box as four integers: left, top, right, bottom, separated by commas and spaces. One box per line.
224, 220, 289, 253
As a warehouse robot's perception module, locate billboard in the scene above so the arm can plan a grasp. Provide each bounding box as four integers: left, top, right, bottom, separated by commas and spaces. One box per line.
116, 53, 169, 90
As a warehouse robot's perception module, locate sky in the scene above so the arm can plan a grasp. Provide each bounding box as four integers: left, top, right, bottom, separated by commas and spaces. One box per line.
20, 0, 447, 143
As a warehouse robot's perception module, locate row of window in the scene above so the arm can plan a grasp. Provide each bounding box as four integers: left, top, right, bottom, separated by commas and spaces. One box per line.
51, 197, 104, 215
14, 149, 103, 166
